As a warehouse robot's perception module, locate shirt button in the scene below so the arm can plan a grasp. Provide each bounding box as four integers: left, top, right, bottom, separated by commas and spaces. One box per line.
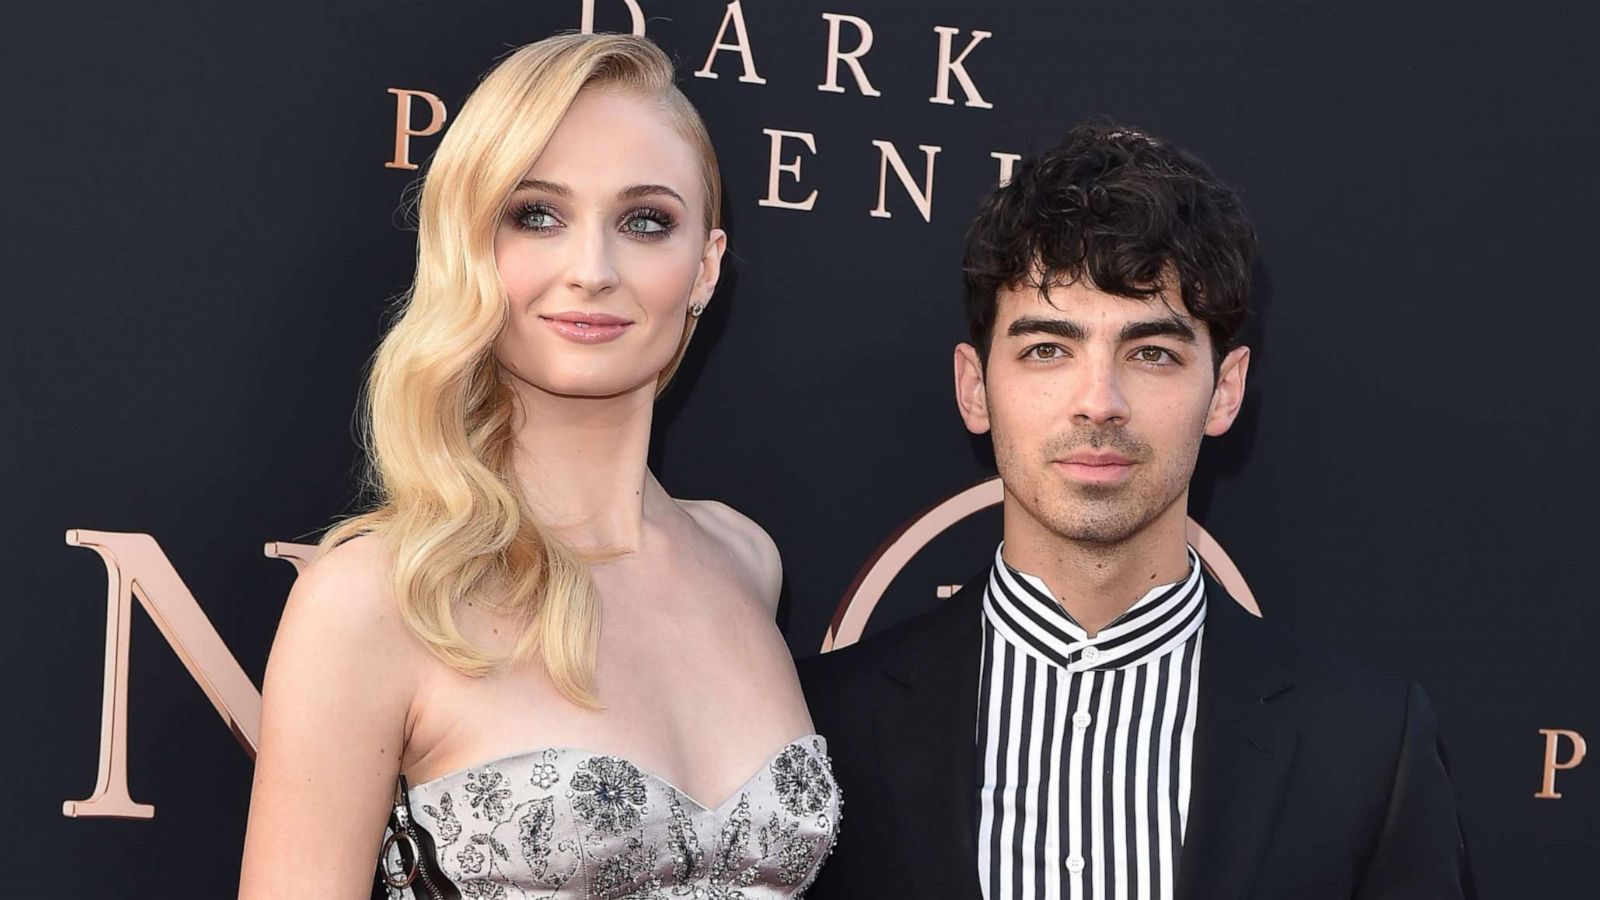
1065, 855, 1085, 874
1072, 711, 1092, 730
1081, 646, 1101, 664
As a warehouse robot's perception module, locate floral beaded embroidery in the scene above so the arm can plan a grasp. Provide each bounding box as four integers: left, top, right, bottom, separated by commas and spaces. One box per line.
396, 739, 840, 899
466, 769, 514, 821
569, 756, 650, 835
770, 745, 834, 817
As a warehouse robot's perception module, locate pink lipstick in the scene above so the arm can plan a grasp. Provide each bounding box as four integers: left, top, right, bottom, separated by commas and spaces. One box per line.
540, 311, 633, 344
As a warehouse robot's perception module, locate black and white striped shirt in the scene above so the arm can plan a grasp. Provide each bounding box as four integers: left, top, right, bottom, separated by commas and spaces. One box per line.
977, 544, 1207, 900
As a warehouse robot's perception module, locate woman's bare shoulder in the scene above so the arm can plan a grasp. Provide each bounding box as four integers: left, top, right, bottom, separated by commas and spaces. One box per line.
273, 531, 421, 667
676, 499, 783, 610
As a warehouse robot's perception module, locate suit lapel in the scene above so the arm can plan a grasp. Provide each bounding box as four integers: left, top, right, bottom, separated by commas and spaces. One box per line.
878, 574, 987, 899
1176, 575, 1299, 900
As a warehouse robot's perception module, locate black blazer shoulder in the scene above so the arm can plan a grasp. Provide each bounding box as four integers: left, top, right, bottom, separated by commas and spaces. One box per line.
798, 569, 1471, 900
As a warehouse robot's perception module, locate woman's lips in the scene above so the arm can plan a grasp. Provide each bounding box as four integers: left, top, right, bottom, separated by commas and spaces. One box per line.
539, 313, 633, 344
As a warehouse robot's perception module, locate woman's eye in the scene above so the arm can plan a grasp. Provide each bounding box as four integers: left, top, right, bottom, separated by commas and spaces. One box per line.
622, 211, 673, 236
513, 204, 559, 231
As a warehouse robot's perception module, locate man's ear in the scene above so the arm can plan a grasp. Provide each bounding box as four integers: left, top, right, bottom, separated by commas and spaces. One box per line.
954, 342, 992, 435
1205, 345, 1250, 437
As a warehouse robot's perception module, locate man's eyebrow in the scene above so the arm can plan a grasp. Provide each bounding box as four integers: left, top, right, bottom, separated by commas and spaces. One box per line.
1006, 316, 1087, 341
515, 178, 571, 196
1119, 318, 1198, 344
619, 183, 687, 206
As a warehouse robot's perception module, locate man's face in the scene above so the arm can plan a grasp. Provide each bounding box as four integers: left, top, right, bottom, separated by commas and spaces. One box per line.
954, 275, 1249, 546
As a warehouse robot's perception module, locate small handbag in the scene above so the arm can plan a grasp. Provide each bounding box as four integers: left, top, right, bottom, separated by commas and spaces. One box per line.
375, 775, 459, 900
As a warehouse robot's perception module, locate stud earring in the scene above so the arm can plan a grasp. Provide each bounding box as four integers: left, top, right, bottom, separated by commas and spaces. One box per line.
689, 301, 706, 317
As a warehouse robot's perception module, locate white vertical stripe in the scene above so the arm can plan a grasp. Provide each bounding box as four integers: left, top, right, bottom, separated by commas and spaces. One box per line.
1110, 667, 1137, 900
1089, 670, 1117, 900
1155, 649, 1184, 896
1021, 659, 1046, 900
1045, 672, 1067, 900
1177, 631, 1204, 839
1000, 641, 1029, 896
979, 629, 1003, 899
1133, 662, 1158, 900
1067, 671, 1094, 900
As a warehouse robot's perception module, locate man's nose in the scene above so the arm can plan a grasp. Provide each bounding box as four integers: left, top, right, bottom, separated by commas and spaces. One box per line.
1071, 357, 1131, 426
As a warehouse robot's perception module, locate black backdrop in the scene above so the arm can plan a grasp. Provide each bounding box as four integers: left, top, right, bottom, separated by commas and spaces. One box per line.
5, 1, 1595, 897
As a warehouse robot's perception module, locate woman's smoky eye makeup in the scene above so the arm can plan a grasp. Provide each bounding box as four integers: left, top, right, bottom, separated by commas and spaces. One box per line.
508, 200, 561, 232
619, 206, 676, 238
504, 198, 679, 240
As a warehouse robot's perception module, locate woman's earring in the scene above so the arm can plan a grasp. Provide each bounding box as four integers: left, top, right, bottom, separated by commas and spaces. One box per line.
689, 301, 706, 317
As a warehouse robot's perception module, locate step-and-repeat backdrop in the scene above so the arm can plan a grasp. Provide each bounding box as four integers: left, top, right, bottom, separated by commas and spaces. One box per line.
6, 1, 1593, 896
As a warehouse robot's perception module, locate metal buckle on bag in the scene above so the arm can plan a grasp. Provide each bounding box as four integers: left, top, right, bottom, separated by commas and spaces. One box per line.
379, 829, 421, 888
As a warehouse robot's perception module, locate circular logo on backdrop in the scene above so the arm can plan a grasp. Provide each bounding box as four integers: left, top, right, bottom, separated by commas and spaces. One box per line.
822, 476, 1259, 652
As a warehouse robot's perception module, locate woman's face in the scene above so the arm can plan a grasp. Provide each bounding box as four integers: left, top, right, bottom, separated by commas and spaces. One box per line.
493, 88, 724, 400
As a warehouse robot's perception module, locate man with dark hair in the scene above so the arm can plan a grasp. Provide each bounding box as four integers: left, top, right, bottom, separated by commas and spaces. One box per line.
802, 122, 1470, 899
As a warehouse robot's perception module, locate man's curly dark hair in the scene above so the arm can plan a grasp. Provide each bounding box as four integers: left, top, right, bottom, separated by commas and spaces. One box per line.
962, 120, 1256, 368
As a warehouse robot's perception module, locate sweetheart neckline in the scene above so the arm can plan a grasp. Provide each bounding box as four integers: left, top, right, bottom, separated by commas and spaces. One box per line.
406, 733, 830, 815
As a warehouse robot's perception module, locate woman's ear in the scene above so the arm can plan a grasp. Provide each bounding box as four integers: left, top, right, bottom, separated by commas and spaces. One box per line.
690, 228, 727, 312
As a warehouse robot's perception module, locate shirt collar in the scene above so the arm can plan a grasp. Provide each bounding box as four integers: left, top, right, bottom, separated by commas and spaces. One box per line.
981, 542, 1207, 672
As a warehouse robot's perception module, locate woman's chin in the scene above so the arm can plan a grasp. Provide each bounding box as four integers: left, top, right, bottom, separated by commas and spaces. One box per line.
521, 371, 658, 401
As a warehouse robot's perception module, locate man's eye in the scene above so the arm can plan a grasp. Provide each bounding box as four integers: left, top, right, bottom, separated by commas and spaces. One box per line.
1134, 347, 1176, 365
1024, 344, 1064, 360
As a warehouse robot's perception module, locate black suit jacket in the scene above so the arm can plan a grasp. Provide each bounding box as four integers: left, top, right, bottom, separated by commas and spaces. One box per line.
800, 571, 1471, 900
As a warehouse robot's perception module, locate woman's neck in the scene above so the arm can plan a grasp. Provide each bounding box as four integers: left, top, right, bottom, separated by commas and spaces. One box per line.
507, 377, 661, 554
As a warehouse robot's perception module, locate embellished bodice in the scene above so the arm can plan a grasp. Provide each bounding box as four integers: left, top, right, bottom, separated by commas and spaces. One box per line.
381, 736, 840, 899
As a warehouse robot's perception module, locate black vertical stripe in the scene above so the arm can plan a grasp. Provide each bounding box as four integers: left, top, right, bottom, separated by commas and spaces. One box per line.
1012, 654, 1036, 900
992, 637, 1014, 900
1102, 669, 1124, 900
1168, 639, 1197, 868
1034, 671, 1057, 899
1146, 649, 1171, 900
1123, 662, 1146, 899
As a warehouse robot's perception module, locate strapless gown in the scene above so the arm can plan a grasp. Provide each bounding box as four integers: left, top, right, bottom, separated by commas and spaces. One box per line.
380, 735, 840, 899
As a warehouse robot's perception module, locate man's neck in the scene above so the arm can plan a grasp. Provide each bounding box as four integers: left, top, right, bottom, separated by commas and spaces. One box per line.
999, 493, 1193, 637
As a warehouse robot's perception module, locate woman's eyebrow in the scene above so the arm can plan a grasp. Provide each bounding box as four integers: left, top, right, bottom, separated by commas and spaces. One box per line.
515, 178, 571, 196
619, 183, 686, 205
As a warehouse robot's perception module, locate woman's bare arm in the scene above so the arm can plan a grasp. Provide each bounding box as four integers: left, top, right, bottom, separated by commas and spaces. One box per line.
238, 535, 420, 899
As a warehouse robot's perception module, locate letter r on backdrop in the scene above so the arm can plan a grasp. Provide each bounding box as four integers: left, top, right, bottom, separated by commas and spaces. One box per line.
818, 13, 881, 96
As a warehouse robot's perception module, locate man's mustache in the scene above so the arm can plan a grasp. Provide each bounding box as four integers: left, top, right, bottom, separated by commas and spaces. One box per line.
1043, 426, 1152, 461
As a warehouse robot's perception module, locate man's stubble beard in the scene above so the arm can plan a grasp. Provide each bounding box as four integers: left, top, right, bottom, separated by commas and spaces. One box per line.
1000, 424, 1203, 548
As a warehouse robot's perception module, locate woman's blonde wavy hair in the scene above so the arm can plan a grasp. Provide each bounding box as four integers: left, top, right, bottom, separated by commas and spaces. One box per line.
322, 33, 722, 707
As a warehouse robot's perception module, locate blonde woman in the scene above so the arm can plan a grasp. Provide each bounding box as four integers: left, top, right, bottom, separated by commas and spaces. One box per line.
238, 34, 837, 899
